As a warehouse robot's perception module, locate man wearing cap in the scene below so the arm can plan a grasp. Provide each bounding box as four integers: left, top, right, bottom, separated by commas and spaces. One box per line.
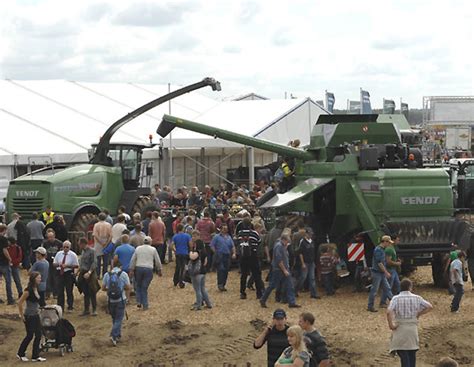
53, 241, 79, 312
254, 308, 290, 367
367, 235, 394, 312
129, 236, 162, 310
29, 246, 49, 306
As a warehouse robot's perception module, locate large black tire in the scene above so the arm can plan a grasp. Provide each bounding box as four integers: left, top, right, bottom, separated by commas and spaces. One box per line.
131, 196, 157, 217
70, 212, 98, 250
432, 253, 446, 287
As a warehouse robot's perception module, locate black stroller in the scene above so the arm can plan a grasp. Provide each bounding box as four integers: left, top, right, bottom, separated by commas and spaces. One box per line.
39, 305, 76, 356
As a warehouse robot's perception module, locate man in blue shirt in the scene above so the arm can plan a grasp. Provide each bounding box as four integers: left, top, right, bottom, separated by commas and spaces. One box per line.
113, 234, 136, 273
260, 234, 300, 308
102, 266, 131, 346
172, 224, 191, 288
367, 235, 393, 312
210, 224, 236, 291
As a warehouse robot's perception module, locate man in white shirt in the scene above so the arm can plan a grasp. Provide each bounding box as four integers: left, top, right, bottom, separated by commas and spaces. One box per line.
129, 236, 162, 310
53, 241, 79, 312
387, 278, 433, 366
111, 215, 128, 246
450, 251, 466, 312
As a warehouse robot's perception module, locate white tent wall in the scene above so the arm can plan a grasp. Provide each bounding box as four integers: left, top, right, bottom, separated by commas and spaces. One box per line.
0, 166, 13, 200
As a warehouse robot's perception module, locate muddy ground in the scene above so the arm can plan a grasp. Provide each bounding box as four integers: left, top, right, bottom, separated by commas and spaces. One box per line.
0, 265, 472, 366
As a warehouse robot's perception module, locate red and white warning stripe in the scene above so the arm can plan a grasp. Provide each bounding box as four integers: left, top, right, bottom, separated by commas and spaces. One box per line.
347, 242, 365, 262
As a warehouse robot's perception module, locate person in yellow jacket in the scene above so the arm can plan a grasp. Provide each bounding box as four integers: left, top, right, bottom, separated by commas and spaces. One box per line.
280, 158, 295, 193
41, 206, 54, 226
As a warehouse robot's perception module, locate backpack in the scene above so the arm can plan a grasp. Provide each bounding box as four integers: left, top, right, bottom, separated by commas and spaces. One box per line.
107, 271, 124, 301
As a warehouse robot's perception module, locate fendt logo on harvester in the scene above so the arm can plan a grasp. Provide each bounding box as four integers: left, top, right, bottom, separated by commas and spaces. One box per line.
15, 190, 39, 197
400, 196, 440, 205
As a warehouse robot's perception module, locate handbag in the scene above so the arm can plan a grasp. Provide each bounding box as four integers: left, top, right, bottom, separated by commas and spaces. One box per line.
188, 258, 202, 276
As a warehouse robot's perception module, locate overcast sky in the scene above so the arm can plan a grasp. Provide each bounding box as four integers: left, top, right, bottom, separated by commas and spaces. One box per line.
0, 0, 473, 108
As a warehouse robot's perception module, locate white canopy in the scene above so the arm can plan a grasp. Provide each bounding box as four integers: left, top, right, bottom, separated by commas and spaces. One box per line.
0, 80, 328, 164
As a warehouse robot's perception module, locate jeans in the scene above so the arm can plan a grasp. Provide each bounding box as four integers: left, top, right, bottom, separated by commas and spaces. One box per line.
260, 269, 296, 306
397, 350, 417, 367
381, 268, 400, 304
22, 248, 31, 270
57, 271, 75, 311
296, 262, 318, 297
108, 301, 125, 339
240, 256, 264, 298
154, 244, 166, 265
11, 266, 23, 298
17, 314, 42, 359
451, 283, 464, 311
321, 272, 335, 295
0, 264, 14, 303
135, 267, 153, 309
191, 274, 212, 308
173, 254, 188, 286
96, 254, 109, 279
368, 271, 393, 309
216, 253, 230, 288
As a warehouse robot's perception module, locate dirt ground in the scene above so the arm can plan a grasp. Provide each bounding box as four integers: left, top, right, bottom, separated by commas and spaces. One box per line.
0, 265, 473, 366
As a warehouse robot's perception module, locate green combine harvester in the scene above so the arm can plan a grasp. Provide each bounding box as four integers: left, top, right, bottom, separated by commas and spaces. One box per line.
6, 78, 221, 236
157, 113, 473, 286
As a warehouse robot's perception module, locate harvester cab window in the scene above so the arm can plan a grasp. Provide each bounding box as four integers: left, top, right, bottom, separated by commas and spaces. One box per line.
107, 149, 121, 168
122, 148, 139, 181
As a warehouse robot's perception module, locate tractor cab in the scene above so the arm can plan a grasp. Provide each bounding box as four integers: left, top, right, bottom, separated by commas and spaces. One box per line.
91, 143, 154, 190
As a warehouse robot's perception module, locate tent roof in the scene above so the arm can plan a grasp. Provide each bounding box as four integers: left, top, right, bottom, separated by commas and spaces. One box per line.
0, 80, 328, 162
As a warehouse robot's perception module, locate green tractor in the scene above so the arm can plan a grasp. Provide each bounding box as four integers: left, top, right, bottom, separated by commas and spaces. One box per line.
6, 78, 221, 236
157, 113, 473, 285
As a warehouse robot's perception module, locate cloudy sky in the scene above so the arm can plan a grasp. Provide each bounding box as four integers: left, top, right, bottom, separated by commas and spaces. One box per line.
0, 0, 472, 108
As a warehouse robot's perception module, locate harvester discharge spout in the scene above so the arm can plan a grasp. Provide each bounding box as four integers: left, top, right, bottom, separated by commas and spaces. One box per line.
157, 114, 315, 161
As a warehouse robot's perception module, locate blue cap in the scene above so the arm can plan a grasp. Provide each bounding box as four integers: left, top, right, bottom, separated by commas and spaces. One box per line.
273, 308, 286, 319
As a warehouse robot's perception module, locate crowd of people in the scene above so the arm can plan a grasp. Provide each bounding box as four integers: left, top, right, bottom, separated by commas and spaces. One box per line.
0, 183, 470, 365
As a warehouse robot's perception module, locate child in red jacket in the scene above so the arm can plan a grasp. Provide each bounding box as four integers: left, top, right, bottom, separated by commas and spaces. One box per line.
7, 237, 23, 298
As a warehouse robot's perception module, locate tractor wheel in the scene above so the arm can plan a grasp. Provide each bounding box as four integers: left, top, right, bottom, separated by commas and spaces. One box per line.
431, 253, 446, 287
132, 196, 157, 217
70, 212, 98, 244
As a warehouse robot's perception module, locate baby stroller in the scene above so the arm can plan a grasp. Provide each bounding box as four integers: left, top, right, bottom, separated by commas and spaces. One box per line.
39, 305, 76, 356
